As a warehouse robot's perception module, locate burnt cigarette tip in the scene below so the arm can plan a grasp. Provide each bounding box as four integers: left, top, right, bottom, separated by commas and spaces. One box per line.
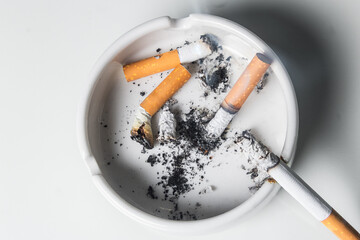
130, 125, 154, 149
256, 53, 272, 65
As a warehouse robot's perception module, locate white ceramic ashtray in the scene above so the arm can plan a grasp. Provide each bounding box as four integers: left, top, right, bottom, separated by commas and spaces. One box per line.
77, 14, 298, 233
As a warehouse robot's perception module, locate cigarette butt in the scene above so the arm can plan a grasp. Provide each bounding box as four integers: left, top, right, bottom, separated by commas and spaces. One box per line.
322, 209, 360, 240
124, 50, 180, 82
241, 131, 360, 240
140, 65, 191, 116
221, 53, 271, 113
130, 65, 191, 149
206, 53, 272, 138
123, 40, 212, 82
130, 107, 153, 149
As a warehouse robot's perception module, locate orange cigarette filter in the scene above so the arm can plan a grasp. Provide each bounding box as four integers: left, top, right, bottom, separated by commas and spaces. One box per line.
322, 209, 360, 240
123, 50, 180, 82
141, 65, 191, 116
221, 53, 271, 113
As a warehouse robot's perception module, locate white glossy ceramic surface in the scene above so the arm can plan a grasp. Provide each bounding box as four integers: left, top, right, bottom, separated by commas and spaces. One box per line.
77, 14, 298, 233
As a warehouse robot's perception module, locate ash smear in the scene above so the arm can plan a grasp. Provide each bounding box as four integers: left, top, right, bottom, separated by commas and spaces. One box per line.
256, 72, 270, 93
146, 186, 158, 199
177, 108, 224, 154
196, 35, 232, 93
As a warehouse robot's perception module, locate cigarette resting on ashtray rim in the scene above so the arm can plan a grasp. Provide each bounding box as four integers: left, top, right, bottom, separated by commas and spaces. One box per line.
206, 53, 272, 138
239, 130, 360, 240
131, 65, 191, 148
123, 40, 212, 82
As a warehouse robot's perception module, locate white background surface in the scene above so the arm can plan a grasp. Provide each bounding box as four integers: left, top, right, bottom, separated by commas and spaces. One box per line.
1, 0, 359, 239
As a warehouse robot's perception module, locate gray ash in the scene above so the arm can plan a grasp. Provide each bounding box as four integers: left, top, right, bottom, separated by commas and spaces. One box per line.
146, 186, 158, 199
143, 108, 225, 220
100, 121, 108, 128
235, 130, 273, 194
247, 167, 259, 180
146, 155, 158, 167
206, 67, 228, 90
153, 150, 194, 201
196, 35, 232, 93
168, 210, 198, 220
256, 72, 269, 93
200, 34, 219, 52
166, 154, 190, 196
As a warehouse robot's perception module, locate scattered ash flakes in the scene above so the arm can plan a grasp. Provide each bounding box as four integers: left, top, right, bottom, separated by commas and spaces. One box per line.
176, 108, 224, 154
157, 103, 177, 143
166, 153, 191, 197
166, 35, 231, 96
100, 121, 108, 128
256, 72, 270, 93
168, 209, 198, 221
146, 154, 159, 167
244, 167, 268, 195
167, 97, 178, 106
246, 167, 259, 180
143, 107, 226, 220
234, 132, 271, 194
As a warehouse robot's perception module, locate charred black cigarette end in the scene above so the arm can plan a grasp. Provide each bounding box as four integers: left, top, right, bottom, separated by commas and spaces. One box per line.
130, 123, 153, 149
